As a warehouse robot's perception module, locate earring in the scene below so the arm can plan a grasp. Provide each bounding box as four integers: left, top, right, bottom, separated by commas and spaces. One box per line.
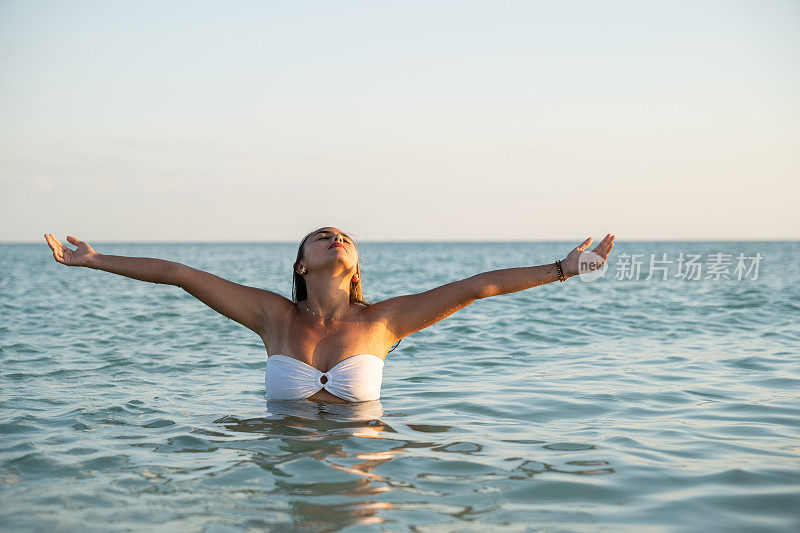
298, 265, 307, 275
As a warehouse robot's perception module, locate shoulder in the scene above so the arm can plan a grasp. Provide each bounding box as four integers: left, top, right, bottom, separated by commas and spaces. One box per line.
360, 297, 401, 325
260, 291, 296, 326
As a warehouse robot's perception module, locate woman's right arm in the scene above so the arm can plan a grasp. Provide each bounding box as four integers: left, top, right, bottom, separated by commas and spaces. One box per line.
44, 234, 291, 337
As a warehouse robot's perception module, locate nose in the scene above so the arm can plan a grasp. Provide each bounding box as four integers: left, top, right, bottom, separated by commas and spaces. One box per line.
333, 234, 344, 244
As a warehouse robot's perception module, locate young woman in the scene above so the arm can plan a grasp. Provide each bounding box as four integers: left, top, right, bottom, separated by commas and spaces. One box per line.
44, 228, 615, 403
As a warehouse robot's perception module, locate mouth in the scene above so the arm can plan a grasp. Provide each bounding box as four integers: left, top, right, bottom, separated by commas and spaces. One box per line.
329, 243, 346, 250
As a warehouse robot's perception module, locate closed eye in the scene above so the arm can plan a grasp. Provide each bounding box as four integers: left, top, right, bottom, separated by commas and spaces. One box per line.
316, 232, 352, 244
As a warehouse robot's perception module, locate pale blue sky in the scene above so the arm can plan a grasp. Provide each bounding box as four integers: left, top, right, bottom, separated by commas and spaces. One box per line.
1, 0, 798, 242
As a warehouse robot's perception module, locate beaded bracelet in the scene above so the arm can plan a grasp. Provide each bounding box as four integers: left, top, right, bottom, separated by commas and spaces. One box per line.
555, 260, 566, 282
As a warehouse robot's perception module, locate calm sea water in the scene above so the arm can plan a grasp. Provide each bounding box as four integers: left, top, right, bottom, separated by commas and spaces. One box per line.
1, 240, 799, 532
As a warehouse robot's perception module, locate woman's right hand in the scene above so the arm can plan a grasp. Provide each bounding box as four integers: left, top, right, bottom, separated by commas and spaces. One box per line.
44, 234, 98, 267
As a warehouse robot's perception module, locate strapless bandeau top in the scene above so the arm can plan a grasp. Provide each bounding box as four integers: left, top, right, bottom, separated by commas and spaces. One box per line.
265, 354, 384, 402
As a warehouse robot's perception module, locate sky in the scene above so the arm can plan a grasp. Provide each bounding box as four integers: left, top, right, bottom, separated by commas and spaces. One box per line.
1, 0, 798, 242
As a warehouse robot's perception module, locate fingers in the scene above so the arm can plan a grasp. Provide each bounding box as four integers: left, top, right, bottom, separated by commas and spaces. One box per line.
605, 235, 616, 257
44, 233, 62, 262
591, 234, 608, 252
44, 234, 69, 264
44, 233, 60, 252
588, 234, 615, 257
574, 234, 616, 259
593, 234, 615, 258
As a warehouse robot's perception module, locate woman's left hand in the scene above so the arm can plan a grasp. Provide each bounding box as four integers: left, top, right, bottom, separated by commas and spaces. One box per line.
561, 234, 616, 278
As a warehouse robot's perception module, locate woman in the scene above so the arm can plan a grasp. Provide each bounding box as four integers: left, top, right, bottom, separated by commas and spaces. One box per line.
44, 228, 616, 403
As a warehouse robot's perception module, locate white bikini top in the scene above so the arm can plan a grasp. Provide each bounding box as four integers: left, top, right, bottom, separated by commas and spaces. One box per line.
265, 354, 384, 402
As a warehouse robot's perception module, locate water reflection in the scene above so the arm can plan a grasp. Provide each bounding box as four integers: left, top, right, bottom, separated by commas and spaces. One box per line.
266, 399, 386, 422
214, 400, 408, 529
212, 402, 614, 530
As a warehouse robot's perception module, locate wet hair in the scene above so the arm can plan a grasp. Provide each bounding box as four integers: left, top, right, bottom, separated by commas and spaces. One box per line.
291, 227, 368, 306
291, 227, 400, 353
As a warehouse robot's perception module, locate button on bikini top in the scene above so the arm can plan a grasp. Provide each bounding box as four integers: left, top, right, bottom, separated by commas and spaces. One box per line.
265, 354, 384, 402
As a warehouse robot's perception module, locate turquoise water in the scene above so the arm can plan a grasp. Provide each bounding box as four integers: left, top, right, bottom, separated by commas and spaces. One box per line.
2, 241, 799, 532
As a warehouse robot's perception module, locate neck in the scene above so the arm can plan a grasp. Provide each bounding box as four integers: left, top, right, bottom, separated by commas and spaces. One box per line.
302, 270, 353, 318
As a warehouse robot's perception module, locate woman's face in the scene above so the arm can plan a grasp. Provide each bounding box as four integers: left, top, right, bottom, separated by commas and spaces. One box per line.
301, 227, 359, 273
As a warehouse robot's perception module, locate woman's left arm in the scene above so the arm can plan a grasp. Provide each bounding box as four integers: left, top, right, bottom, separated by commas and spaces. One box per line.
474, 233, 616, 297
372, 234, 615, 343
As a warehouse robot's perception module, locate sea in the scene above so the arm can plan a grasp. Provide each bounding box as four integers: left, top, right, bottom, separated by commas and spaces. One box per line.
1, 240, 798, 532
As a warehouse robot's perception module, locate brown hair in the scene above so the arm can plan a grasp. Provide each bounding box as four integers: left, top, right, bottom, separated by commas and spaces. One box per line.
291, 227, 369, 306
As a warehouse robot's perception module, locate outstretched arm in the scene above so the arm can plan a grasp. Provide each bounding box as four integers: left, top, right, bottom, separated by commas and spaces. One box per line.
372, 234, 615, 342
43, 234, 290, 337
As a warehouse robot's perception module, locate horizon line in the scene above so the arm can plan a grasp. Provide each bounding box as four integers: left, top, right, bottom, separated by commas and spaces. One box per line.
4, 238, 799, 244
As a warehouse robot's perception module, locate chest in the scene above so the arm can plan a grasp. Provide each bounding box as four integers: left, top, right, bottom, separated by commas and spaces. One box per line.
264, 309, 391, 366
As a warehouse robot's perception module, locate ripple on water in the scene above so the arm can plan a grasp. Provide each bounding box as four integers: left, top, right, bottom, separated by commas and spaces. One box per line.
2, 241, 800, 531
